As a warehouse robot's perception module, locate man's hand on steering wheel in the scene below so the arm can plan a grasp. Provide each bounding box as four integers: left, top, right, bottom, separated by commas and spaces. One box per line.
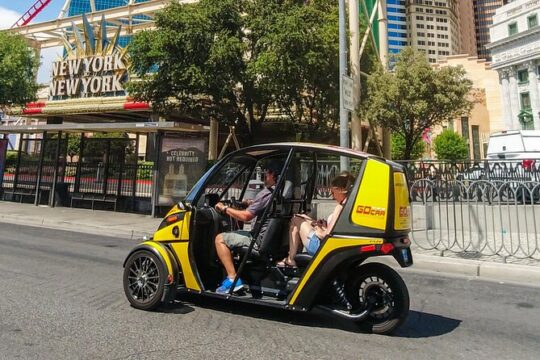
215, 201, 228, 214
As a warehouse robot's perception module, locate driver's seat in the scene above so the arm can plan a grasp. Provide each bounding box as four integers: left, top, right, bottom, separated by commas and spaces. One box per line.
232, 217, 287, 262
232, 180, 294, 262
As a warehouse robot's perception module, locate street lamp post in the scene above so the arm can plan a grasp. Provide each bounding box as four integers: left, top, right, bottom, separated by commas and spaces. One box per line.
339, 0, 349, 170
349, 0, 361, 154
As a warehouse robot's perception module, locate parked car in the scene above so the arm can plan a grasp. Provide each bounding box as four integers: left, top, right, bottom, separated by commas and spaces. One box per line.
486, 130, 540, 160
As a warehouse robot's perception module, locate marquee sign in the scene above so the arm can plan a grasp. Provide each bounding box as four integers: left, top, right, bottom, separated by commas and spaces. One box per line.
49, 14, 129, 99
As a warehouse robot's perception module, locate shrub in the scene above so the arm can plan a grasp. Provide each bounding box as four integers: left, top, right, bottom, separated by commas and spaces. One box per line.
6, 150, 29, 161
137, 161, 154, 180
433, 130, 469, 161
391, 134, 425, 160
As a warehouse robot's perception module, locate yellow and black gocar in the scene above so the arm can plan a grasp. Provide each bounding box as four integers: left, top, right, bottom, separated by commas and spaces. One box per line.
123, 143, 413, 335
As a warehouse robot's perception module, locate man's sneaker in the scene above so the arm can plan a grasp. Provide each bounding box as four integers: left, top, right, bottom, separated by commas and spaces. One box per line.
216, 277, 244, 294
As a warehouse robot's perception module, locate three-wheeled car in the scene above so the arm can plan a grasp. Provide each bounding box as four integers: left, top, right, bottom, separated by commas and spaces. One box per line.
123, 143, 413, 334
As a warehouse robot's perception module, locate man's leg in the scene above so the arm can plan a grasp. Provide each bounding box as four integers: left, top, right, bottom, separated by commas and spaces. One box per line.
215, 233, 236, 279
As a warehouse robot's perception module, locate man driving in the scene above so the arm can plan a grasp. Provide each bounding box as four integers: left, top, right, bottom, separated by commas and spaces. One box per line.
214, 162, 281, 294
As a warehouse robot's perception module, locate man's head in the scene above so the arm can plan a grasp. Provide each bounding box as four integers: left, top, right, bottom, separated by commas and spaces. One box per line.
263, 161, 282, 187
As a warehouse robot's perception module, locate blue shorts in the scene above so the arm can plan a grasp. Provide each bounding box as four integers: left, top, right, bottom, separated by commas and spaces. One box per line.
305, 230, 321, 256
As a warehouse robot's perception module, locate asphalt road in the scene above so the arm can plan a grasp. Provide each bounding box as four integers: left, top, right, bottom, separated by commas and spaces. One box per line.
1, 223, 539, 360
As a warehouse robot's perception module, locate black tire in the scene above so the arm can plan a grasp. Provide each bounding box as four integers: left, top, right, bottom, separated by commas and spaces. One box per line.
123, 250, 166, 311
346, 263, 410, 335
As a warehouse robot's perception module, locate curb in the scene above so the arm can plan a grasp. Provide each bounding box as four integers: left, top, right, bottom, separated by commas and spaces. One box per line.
0, 215, 154, 241
364, 254, 540, 288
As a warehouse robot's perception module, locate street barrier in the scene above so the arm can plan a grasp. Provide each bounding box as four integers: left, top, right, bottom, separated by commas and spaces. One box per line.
398, 159, 540, 183
410, 178, 540, 260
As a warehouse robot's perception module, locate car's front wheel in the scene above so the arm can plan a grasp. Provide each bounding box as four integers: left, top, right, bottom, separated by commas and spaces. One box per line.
123, 250, 165, 310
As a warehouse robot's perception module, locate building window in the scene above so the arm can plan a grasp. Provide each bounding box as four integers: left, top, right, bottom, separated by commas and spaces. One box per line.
528, 14, 538, 29
521, 92, 531, 109
472, 126, 481, 160
508, 22, 518, 36
519, 93, 534, 129
461, 117, 470, 145
518, 69, 529, 84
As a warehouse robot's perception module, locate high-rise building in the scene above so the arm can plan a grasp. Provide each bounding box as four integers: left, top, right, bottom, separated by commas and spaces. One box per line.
457, 0, 477, 56
65, 0, 152, 47
407, 0, 461, 63
473, 1, 507, 61
387, 0, 408, 55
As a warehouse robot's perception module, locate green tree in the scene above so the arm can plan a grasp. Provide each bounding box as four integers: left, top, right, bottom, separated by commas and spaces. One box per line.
253, 1, 339, 141
0, 32, 39, 111
391, 133, 425, 160
127, 0, 346, 142
433, 130, 469, 161
83, 133, 134, 163
359, 47, 473, 159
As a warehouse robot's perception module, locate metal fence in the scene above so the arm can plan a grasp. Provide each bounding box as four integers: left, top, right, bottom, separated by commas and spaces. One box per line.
2, 159, 153, 199
410, 178, 540, 261
398, 159, 540, 183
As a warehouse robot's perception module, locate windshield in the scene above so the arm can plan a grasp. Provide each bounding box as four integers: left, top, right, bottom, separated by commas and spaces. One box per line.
192, 155, 256, 207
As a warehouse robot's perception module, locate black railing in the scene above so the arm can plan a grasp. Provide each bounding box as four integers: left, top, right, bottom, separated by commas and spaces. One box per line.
2, 160, 153, 198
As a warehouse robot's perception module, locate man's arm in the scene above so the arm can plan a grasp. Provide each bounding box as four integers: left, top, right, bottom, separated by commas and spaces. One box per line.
216, 202, 256, 222
225, 207, 256, 222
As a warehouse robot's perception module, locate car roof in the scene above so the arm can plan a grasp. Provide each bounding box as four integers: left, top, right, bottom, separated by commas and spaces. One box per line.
231, 142, 381, 160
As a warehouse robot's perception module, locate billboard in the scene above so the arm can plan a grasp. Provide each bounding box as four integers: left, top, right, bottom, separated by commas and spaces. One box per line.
158, 135, 207, 206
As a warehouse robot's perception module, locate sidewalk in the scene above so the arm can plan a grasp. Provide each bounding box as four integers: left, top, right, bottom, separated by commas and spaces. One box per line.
0, 201, 161, 240
1, 201, 539, 287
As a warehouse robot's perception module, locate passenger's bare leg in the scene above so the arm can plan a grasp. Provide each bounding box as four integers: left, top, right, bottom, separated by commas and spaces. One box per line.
282, 216, 307, 265
287, 218, 301, 264
298, 221, 313, 248
215, 233, 236, 279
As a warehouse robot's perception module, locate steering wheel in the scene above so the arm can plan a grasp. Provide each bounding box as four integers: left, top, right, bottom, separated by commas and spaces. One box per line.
215, 198, 245, 231
221, 197, 245, 210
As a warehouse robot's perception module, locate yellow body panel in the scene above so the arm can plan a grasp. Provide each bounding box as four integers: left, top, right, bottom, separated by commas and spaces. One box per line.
152, 209, 200, 291
153, 210, 187, 241
350, 159, 390, 230
289, 237, 384, 305
170, 242, 201, 291
165, 204, 180, 217
180, 211, 191, 241
393, 172, 411, 230
141, 241, 174, 276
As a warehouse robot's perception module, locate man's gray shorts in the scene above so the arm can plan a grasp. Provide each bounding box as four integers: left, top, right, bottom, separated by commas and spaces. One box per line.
222, 230, 252, 249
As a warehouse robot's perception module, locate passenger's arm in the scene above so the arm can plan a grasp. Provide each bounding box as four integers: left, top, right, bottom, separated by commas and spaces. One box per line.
325, 204, 344, 234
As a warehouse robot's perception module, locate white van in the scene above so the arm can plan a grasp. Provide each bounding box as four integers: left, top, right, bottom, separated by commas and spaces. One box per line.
486, 130, 540, 160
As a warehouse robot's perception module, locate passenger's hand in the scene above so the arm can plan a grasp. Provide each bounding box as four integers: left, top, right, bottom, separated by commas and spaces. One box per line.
295, 213, 311, 220
311, 219, 327, 228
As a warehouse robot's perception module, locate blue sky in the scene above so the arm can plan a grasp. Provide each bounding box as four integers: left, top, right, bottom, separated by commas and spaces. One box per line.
0, 1, 64, 28
1, 1, 67, 84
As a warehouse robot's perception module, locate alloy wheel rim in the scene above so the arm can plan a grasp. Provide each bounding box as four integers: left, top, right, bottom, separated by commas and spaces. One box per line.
127, 255, 160, 303
358, 276, 395, 320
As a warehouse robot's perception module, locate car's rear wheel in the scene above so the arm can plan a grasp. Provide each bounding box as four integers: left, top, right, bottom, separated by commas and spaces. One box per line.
123, 250, 165, 310
346, 263, 409, 335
